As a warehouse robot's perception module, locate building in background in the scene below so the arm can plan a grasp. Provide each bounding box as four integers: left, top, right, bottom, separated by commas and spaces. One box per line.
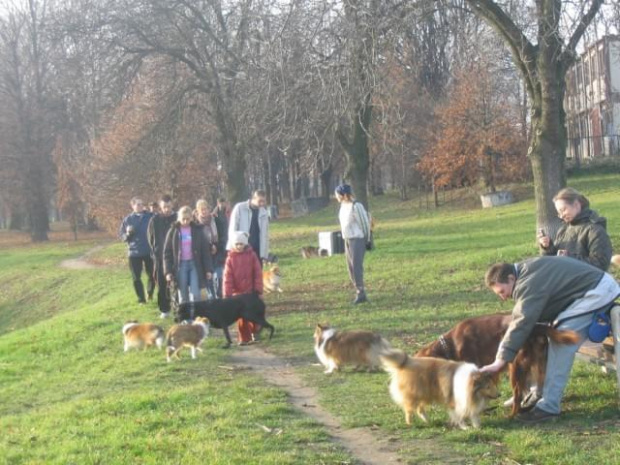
564, 35, 620, 161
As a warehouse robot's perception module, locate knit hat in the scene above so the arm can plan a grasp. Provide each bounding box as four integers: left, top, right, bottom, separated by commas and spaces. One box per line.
335, 184, 352, 196
232, 231, 249, 246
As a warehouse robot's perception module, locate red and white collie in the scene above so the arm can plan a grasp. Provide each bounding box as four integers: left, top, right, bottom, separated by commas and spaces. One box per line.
381, 350, 499, 429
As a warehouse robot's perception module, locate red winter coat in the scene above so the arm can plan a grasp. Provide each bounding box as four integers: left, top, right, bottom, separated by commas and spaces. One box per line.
223, 247, 263, 297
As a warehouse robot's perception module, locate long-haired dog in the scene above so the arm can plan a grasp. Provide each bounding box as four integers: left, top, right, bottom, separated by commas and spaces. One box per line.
381, 350, 499, 429
165, 317, 210, 362
187, 293, 275, 348
313, 324, 392, 374
263, 264, 282, 294
122, 321, 165, 352
415, 313, 580, 416
301, 246, 328, 259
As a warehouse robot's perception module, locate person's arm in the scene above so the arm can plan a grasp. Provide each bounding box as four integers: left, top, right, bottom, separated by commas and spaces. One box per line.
226, 204, 240, 251
253, 254, 264, 295
119, 217, 131, 242
147, 217, 156, 252
355, 203, 371, 241
163, 228, 175, 279
580, 224, 613, 270
223, 257, 233, 298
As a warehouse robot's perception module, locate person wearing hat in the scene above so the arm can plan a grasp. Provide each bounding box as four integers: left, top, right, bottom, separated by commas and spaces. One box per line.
480, 256, 620, 423
335, 184, 371, 304
223, 231, 264, 345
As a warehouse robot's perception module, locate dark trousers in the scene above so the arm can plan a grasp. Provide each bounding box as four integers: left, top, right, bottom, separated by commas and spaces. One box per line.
154, 256, 170, 312
128, 256, 155, 302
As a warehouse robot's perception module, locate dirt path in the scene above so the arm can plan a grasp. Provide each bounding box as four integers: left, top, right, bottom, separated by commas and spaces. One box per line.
59, 244, 107, 270
228, 345, 471, 465
228, 345, 403, 465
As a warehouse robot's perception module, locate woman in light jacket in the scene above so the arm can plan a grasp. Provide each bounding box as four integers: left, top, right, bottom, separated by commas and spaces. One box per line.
335, 184, 371, 304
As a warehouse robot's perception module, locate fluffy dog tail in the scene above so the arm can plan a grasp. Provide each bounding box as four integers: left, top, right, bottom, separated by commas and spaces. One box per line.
546, 327, 580, 345
380, 349, 409, 373
611, 255, 620, 267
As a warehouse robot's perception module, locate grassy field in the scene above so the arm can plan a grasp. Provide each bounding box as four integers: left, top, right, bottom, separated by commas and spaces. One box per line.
1, 172, 620, 464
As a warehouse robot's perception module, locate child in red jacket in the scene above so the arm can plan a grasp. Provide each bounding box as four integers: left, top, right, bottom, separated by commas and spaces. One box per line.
223, 231, 264, 345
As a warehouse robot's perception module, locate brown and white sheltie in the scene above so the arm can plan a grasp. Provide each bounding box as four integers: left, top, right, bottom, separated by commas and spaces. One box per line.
263, 264, 283, 294
381, 350, 499, 429
122, 321, 165, 352
165, 317, 210, 362
313, 324, 392, 374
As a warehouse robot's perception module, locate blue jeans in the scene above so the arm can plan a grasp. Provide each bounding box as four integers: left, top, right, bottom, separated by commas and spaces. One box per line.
177, 260, 200, 304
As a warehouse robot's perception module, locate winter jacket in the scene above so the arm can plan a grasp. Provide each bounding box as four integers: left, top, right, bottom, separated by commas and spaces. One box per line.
223, 246, 263, 298
498, 256, 606, 363
338, 201, 371, 240
163, 222, 213, 288
540, 208, 612, 271
147, 212, 176, 259
212, 206, 229, 266
227, 201, 269, 259
118, 211, 154, 258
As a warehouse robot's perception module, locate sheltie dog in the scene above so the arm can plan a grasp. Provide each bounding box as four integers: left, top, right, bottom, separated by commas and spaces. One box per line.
313, 324, 392, 374
263, 264, 283, 294
611, 255, 620, 267
381, 350, 499, 429
122, 321, 165, 352
165, 317, 210, 362
301, 246, 328, 259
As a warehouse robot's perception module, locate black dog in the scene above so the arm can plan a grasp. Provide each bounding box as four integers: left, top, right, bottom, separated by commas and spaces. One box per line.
178, 293, 275, 348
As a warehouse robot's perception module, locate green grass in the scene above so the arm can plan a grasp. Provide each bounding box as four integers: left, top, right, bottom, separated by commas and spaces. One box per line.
1, 172, 620, 464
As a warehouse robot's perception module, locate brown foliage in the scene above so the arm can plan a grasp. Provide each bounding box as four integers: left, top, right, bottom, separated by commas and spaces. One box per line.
418, 64, 528, 192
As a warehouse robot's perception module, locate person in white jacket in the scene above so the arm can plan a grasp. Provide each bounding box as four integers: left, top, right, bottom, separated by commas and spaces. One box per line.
227, 190, 270, 261
335, 184, 371, 304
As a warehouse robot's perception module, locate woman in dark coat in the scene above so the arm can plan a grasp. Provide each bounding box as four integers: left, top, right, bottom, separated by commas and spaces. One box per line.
539, 187, 612, 271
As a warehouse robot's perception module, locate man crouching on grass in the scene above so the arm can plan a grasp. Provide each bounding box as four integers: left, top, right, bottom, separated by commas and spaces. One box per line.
480, 256, 620, 423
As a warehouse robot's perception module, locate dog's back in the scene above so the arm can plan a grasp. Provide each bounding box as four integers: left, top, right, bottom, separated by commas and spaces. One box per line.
166, 318, 209, 361
314, 325, 391, 373
123, 322, 165, 351
382, 350, 498, 428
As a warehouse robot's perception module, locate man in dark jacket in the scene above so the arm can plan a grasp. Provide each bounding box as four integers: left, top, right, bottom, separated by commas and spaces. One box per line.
118, 197, 154, 304
481, 256, 620, 422
148, 195, 176, 318
212, 197, 230, 298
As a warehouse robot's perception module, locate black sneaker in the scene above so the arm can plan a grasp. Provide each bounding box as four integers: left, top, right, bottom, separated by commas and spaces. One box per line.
353, 293, 368, 305
516, 407, 559, 423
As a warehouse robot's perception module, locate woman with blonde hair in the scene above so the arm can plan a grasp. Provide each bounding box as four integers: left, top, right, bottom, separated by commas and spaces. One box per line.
538, 187, 612, 271
335, 184, 371, 304
164, 206, 212, 317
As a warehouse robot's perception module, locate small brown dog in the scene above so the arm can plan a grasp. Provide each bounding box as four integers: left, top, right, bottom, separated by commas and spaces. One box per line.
122, 321, 165, 352
165, 317, 210, 362
263, 264, 282, 294
313, 324, 391, 374
301, 246, 328, 259
381, 350, 499, 429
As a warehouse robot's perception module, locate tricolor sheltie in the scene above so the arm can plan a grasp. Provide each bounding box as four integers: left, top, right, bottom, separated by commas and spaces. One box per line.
381, 350, 499, 429
165, 317, 210, 362
313, 324, 391, 374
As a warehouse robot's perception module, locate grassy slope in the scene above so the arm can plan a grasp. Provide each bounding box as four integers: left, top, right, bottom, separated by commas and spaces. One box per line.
1, 172, 620, 464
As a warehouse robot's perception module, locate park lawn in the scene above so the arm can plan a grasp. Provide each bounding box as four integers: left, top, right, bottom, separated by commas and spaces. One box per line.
0, 171, 619, 464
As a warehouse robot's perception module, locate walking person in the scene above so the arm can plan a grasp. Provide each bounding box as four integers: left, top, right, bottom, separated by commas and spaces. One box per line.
223, 231, 264, 345
212, 197, 230, 298
194, 199, 219, 299
118, 197, 155, 304
163, 206, 213, 319
147, 195, 176, 318
227, 190, 270, 262
480, 256, 620, 422
335, 184, 371, 304
538, 187, 612, 270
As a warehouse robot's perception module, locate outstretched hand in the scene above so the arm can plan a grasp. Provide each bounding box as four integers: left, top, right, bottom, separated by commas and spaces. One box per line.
479, 359, 506, 374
